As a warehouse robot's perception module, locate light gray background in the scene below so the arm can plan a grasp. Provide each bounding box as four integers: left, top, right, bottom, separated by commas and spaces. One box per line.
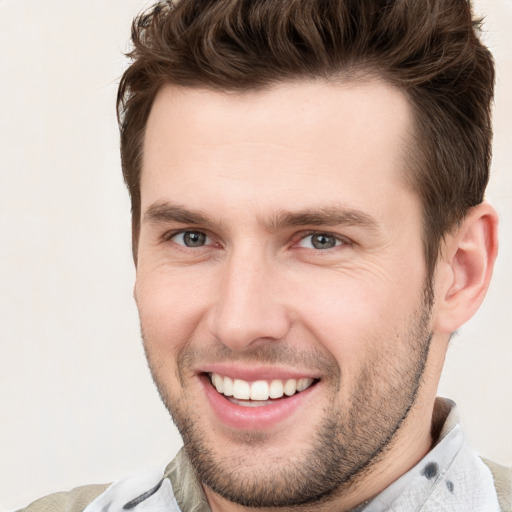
0, 1, 510, 510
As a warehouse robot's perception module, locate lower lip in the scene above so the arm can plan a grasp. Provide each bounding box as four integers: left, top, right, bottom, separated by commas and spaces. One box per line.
200, 375, 318, 431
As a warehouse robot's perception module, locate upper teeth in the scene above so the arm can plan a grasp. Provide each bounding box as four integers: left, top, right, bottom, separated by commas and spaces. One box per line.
210, 373, 314, 401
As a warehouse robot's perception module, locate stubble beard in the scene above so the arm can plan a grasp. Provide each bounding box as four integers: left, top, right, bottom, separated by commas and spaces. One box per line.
143, 289, 434, 509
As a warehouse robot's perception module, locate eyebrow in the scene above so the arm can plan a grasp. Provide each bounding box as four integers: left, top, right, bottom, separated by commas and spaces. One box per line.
143, 201, 379, 232
143, 202, 214, 227
266, 207, 379, 231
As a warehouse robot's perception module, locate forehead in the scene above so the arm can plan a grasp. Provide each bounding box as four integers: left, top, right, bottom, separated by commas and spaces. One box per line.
141, 80, 416, 223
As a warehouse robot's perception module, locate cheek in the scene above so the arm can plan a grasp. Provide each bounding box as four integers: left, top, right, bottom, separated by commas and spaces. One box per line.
288, 264, 425, 367
135, 265, 213, 356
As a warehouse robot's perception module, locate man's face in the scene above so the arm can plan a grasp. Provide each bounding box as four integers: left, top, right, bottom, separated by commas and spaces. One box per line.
136, 81, 435, 507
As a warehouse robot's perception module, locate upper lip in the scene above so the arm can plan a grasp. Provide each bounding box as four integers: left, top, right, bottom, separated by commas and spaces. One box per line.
197, 363, 321, 382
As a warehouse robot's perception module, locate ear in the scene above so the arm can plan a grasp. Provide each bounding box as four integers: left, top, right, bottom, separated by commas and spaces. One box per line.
433, 202, 499, 333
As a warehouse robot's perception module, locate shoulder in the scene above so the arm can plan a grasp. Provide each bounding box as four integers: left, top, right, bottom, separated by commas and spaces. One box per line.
15, 484, 110, 512
481, 457, 512, 512
15, 465, 184, 512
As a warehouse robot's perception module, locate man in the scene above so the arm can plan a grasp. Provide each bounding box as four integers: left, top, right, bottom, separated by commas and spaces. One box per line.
19, 0, 511, 511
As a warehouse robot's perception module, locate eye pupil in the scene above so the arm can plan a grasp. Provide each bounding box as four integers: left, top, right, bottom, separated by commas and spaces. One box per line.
312, 234, 336, 249
183, 231, 206, 247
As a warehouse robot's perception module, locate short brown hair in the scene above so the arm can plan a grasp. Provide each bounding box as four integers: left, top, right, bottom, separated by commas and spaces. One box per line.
117, 0, 495, 276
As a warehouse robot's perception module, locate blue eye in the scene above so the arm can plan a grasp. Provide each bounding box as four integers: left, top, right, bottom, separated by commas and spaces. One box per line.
171, 231, 210, 247
299, 233, 342, 250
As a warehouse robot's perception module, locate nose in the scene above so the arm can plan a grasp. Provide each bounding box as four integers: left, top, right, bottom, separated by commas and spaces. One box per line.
207, 249, 291, 351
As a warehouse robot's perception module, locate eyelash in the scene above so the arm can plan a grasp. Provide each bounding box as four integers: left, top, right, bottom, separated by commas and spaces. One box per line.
295, 231, 350, 251
163, 230, 214, 247
162, 229, 351, 253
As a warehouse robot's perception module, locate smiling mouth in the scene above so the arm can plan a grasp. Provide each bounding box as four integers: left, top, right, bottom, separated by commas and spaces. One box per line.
209, 373, 318, 407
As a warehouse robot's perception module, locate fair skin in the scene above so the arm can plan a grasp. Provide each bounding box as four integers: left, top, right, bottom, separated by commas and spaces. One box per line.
135, 81, 498, 511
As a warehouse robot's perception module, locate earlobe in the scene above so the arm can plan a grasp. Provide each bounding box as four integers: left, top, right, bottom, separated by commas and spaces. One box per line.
434, 202, 499, 333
